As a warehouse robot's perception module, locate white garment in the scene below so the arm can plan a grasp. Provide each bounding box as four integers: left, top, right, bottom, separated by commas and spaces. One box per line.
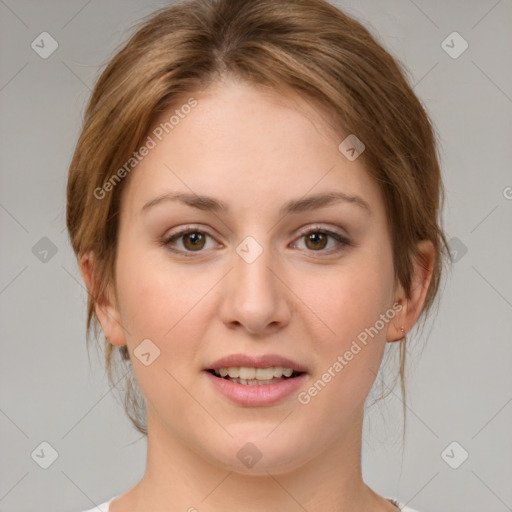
80, 496, 422, 511
81, 497, 114, 512
387, 497, 422, 511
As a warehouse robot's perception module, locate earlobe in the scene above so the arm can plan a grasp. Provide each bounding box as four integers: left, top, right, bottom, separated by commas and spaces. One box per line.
386, 240, 435, 343
386, 324, 406, 343
78, 251, 127, 348
386, 295, 407, 342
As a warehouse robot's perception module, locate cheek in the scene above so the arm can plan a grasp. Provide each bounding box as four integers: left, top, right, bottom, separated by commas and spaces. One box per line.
307, 253, 394, 344
114, 262, 212, 412
304, 244, 395, 393
116, 235, 187, 331
114, 245, 215, 372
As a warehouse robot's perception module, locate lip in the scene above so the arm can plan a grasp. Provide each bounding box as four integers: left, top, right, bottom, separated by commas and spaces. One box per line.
204, 370, 308, 406
205, 353, 308, 373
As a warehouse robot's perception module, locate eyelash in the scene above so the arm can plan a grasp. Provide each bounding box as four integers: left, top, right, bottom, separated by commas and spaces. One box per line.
162, 224, 352, 258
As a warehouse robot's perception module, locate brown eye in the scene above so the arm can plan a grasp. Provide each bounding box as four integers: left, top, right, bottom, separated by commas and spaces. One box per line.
163, 228, 216, 256
293, 227, 351, 256
182, 232, 206, 251
304, 232, 328, 251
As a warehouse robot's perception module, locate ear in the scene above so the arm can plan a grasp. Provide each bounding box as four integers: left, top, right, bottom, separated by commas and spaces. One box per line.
386, 240, 436, 342
78, 251, 127, 347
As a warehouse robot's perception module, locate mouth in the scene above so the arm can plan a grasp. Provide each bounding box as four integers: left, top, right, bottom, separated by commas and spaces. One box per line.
204, 354, 309, 405
206, 367, 306, 386
204, 366, 308, 406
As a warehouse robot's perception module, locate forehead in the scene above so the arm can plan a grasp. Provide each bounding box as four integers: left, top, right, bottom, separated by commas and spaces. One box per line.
155, 78, 342, 150
120, 78, 382, 219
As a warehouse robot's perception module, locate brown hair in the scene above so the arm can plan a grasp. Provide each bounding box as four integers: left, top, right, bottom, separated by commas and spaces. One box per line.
66, 0, 449, 436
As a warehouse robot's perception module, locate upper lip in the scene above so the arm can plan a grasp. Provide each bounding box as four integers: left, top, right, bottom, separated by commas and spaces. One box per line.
206, 353, 308, 373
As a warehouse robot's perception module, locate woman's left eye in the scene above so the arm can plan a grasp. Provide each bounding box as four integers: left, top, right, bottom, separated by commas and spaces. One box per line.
291, 227, 351, 255
162, 226, 351, 257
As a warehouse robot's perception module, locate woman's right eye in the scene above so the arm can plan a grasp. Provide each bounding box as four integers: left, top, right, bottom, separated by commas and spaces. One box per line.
162, 228, 217, 257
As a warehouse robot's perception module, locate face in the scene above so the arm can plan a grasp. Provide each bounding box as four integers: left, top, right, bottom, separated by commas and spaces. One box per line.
98, 77, 408, 474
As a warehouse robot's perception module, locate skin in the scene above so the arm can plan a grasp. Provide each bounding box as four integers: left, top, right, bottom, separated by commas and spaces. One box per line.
81, 75, 434, 512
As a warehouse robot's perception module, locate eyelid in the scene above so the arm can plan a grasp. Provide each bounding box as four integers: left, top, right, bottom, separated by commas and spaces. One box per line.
295, 223, 348, 239
164, 224, 212, 240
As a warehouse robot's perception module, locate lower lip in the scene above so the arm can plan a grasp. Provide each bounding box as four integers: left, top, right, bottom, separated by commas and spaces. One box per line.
204, 371, 307, 406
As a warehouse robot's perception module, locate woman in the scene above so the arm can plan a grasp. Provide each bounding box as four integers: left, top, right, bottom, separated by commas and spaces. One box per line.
67, 0, 449, 510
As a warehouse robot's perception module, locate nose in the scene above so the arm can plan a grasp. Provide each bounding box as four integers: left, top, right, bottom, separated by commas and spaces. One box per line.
218, 239, 292, 336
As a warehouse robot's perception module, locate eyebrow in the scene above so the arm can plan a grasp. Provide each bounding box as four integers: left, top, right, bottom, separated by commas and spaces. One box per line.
141, 191, 371, 216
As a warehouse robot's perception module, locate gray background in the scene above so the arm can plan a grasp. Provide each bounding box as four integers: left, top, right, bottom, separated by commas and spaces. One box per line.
0, 1, 511, 511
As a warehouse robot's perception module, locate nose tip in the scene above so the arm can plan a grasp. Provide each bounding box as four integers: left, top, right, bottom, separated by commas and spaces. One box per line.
219, 245, 291, 335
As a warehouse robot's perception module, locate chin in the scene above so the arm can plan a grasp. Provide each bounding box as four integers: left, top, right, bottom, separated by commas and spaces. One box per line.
202, 432, 311, 476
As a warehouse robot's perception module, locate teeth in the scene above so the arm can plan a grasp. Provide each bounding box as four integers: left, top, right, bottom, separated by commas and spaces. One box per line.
227, 378, 285, 386
282, 367, 293, 377
256, 367, 274, 380
273, 366, 283, 377
213, 366, 297, 379
240, 367, 256, 379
